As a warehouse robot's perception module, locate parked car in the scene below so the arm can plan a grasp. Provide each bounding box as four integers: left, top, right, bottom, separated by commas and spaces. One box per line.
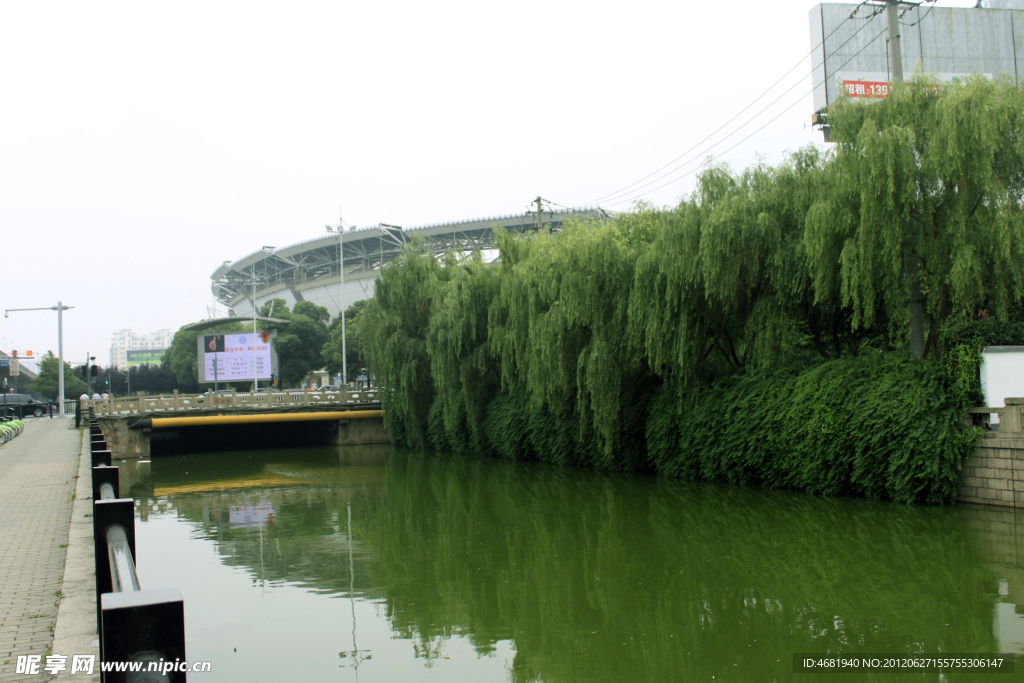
1, 394, 50, 418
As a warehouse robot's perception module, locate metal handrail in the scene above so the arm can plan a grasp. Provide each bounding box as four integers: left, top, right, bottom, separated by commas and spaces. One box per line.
106, 525, 141, 593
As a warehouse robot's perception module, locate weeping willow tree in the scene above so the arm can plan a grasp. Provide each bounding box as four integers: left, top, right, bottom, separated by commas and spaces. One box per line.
628, 147, 878, 395
360, 247, 455, 448
807, 75, 1024, 358
487, 219, 652, 464
426, 254, 501, 455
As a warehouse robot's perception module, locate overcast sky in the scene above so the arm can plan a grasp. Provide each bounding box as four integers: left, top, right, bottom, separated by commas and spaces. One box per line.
0, 0, 979, 374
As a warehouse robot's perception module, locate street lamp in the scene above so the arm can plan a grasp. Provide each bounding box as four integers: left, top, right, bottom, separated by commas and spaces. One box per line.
4, 303, 74, 417
325, 224, 347, 387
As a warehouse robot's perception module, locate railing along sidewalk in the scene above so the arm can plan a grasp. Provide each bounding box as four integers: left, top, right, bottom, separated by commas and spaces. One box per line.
89, 412, 187, 681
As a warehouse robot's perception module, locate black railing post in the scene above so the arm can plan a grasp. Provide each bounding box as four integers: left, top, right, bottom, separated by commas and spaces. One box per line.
100, 590, 186, 682
93, 497, 134, 638
92, 449, 112, 468
91, 466, 120, 501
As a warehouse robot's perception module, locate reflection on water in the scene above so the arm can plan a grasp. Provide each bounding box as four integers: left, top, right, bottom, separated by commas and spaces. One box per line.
122, 446, 1024, 682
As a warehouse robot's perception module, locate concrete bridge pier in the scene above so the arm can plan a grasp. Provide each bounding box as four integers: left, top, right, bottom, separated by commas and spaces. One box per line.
327, 415, 390, 446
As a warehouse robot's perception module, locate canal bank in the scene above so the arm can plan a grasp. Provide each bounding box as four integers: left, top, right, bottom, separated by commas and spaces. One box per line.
0, 418, 85, 683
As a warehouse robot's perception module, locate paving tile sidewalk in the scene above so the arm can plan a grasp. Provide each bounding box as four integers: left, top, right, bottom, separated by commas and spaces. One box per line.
0, 419, 81, 682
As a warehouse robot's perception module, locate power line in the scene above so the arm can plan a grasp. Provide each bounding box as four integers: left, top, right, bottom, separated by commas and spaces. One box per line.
584, 3, 881, 207
590, 13, 883, 207
603, 25, 889, 208
901, 0, 937, 26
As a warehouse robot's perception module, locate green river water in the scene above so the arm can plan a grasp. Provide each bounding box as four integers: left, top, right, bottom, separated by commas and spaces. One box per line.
119, 444, 1024, 682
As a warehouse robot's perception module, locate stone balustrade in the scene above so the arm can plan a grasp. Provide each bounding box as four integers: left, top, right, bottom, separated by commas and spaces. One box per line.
83, 389, 380, 417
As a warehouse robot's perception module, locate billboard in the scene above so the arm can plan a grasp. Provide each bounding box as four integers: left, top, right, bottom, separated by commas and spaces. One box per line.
810, 3, 1024, 114
197, 331, 278, 383
126, 349, 167, 367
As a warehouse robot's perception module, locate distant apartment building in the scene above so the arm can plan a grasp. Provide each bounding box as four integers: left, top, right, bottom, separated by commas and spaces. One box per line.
110, 329, 172, 369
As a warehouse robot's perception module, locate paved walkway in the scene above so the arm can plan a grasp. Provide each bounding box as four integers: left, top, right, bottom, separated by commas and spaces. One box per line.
0, 419, 81, 682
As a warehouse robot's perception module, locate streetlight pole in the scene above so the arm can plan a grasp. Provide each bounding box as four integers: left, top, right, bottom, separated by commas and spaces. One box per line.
325, 223, 346, 387
245, 272, 262, 391
256, 247, 280, 391
4, 303, 74, 417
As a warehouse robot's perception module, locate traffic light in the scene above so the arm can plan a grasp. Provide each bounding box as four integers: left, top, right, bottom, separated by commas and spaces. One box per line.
90, 365, 98, 377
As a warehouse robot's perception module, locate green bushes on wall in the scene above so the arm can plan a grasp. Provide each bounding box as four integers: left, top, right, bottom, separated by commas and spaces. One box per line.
647, 355, 978, 504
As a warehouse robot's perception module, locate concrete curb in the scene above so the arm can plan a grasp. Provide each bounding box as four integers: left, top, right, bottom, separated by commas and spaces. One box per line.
49, 428, 99, 682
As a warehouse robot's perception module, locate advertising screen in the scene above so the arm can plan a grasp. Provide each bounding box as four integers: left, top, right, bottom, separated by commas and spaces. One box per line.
197, 331, 277, 383
126, 349, 167, 367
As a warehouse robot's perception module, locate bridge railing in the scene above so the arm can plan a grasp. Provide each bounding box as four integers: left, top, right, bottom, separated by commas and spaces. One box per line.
84, 389, 381, 417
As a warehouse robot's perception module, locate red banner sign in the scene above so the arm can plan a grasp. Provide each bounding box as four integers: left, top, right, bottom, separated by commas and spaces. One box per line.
842, 80, 890, 98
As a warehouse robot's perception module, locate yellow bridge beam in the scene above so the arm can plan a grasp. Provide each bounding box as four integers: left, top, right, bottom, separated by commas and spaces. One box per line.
144, 410, 382, 429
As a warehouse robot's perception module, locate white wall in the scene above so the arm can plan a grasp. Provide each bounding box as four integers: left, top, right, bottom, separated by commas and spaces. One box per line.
980, 346, 1024, 423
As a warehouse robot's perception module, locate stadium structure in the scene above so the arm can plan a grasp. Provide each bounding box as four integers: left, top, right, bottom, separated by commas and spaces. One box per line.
211, 207, 612, 319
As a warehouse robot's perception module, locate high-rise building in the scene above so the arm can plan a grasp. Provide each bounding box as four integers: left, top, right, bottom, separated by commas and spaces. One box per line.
110, 329, 172, 369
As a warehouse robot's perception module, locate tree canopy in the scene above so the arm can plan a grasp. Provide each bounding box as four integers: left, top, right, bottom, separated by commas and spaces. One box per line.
260, 299, 331, 386
31, 351, 88, 399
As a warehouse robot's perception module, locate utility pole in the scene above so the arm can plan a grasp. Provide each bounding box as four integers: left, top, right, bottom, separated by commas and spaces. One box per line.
887, 1, 925, 357
535, 196, 544, 231
886, 1, 904, 81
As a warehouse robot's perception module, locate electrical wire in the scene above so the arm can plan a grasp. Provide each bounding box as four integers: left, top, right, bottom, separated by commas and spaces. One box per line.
583, 5, 877, 207
603, 25, 890, 209
902, 0, 937, 27
590, 12, 883, 207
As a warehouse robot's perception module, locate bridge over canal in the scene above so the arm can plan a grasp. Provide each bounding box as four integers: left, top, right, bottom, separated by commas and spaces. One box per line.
83, 389, 388, 459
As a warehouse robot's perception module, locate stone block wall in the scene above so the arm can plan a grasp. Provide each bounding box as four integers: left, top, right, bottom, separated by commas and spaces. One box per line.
958, 398, 1024, 508
96, 418, 151, 460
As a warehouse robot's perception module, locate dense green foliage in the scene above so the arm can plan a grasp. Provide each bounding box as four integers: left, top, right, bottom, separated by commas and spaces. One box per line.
259, 300, 331, 386
819, 75, 1024, 356
322, 300, 369, 379
31, 351, 88, 399
74, 363, 179, 396
358, 79, 1024, 502
941, 319, 1024, 406
647, 356, 972, 504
